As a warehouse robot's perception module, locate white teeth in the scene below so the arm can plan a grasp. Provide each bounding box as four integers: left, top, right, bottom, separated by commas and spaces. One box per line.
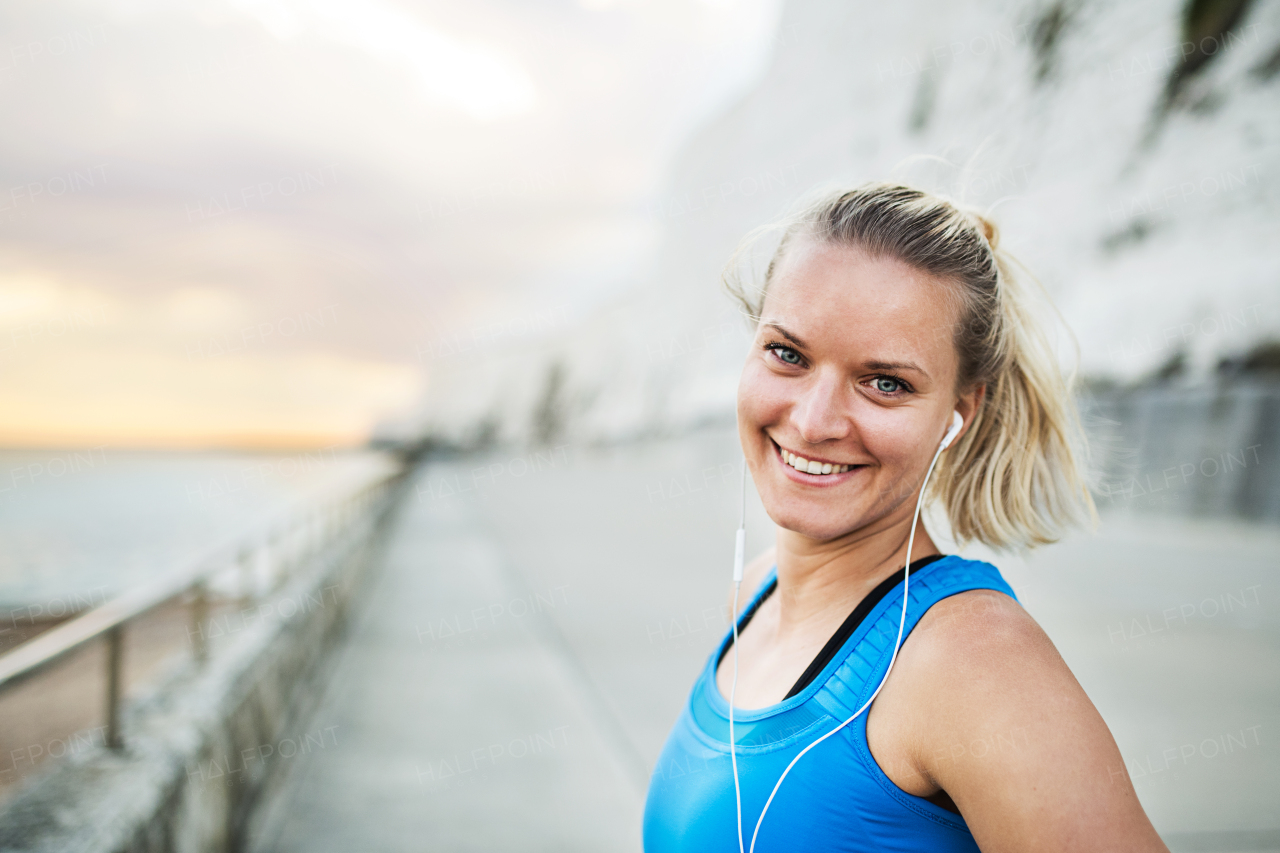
778, 444, 853, 475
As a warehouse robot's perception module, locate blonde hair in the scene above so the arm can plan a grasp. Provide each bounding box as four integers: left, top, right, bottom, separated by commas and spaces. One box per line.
726, 182, 1095, 551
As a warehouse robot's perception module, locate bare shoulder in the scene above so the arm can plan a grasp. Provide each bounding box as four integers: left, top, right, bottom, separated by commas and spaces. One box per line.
899, 588, 1096, 755
909, 588, 1060, 674
878, 588, 1168, 851
726, 546, 776, 614
876, 589, 1073, 767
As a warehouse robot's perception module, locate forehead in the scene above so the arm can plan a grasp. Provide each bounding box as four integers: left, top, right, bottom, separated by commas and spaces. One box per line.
761, 237, 960, 365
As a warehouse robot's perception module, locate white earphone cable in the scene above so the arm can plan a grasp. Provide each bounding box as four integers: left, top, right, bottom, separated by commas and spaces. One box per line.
731, 423, 956, 853
729, 457, 747, 853
730, 582, 745, 853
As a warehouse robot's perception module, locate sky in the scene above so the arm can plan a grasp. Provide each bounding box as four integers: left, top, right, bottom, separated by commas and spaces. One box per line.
0, 0, 782, 448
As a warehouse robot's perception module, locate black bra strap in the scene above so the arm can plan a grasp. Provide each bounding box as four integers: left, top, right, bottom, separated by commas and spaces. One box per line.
716, 554, 945, 700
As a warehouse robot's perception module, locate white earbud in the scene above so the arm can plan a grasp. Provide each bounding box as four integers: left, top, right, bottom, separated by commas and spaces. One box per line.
940, 410, 963, 450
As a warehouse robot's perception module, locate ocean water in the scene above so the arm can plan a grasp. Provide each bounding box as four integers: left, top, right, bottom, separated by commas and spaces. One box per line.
0, 447, 396, 612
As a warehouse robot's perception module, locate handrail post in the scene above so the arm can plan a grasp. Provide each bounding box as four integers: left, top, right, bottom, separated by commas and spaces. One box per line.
276, 525, 292, 590
105, 626, 124, 749
190, 581, 209, 665
239, 547, 254, 602
308, 511, 316, 559
266, 529, 280, 591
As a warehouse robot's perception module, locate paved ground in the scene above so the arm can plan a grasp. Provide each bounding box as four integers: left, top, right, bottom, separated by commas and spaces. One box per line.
248, 428, 1280, 852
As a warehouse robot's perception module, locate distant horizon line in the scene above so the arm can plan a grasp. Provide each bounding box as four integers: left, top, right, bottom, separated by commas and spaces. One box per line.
0, 431, 373, 453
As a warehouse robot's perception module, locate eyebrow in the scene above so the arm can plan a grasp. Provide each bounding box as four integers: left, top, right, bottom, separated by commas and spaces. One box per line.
762, 322, 806, 349
866, 359, 927, 376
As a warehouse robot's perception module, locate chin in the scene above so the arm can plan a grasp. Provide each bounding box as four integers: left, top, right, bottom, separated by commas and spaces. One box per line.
762, 495, 870, 544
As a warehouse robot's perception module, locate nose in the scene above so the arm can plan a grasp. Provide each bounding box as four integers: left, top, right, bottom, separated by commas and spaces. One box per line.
790, 367, 851, 446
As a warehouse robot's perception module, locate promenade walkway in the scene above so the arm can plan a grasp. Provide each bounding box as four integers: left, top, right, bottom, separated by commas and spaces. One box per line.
245, 459, 649, 852
248, 429, 1280, 852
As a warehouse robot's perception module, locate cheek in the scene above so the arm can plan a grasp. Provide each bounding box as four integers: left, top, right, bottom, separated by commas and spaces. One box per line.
855, 408, 934, 470
736, 360, 787, 425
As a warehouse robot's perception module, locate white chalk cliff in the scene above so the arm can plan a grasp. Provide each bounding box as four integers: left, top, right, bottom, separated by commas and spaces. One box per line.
391, 0, 1280, 448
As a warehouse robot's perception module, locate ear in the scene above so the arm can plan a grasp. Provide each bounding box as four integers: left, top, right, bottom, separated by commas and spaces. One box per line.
952, 383, 986, 445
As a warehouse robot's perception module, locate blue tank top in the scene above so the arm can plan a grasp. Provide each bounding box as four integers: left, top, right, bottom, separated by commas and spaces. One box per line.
642, 555, 1018, 852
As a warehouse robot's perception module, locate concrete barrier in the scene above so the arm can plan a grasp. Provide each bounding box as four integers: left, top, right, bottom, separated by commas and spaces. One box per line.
0, 478, 407, 853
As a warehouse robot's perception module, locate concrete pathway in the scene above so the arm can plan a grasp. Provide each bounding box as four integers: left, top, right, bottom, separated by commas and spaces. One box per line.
250, 428, 1280, 852
246, 461, 645, 853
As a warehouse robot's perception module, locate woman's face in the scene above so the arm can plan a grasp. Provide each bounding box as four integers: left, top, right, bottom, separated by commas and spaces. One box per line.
737, 235, 976, 543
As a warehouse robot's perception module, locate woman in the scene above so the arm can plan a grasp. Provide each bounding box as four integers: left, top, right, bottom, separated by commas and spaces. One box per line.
642, 184, 1167, 852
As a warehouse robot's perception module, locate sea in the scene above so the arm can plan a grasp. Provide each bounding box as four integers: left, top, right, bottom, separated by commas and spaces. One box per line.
0, 447, 396, 614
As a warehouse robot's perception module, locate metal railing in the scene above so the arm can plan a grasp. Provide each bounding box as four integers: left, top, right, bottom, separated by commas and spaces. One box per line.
0, 463, 406, 750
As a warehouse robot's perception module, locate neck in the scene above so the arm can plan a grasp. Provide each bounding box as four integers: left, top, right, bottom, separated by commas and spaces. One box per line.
772, 507, 939, 637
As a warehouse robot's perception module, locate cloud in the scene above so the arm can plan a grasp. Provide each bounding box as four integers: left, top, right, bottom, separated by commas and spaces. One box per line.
227, 0, 537, 120
0, 0, 783, 446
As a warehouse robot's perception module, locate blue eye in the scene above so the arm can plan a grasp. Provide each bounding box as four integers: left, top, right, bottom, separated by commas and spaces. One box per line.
874, 376, 903, 393
765, 343, 803, 365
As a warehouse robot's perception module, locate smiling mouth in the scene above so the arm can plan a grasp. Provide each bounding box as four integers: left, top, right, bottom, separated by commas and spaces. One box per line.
772, 439, 862, 477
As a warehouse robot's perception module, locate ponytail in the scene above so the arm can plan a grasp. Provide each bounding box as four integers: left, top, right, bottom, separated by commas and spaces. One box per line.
933, 215, 1095, 548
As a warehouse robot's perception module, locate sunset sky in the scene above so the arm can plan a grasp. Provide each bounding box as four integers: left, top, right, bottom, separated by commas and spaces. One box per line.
0, 0, 781, 447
